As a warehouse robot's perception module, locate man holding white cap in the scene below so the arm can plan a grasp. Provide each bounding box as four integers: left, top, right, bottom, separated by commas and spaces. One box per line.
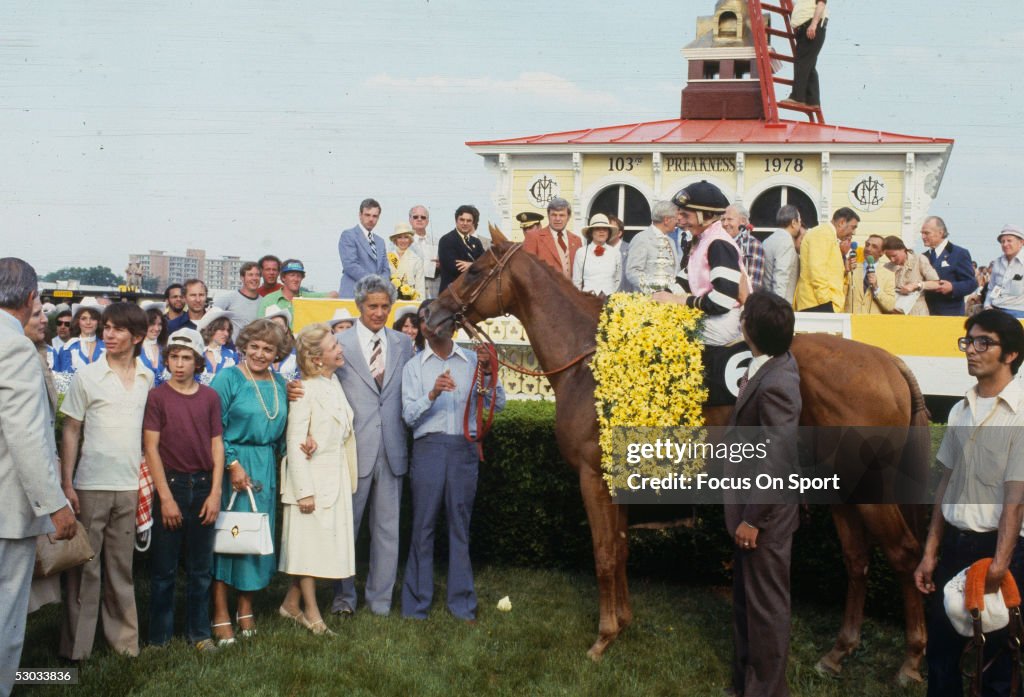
984, 224, 1024, 318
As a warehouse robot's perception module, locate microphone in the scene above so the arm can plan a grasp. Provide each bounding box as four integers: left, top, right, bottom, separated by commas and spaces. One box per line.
865, 254, 876, 275
847, 240, 858, 264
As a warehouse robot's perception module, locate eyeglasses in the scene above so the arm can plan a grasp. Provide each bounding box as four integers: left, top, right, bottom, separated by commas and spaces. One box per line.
56, 320, 71, 327
411, 215, 427, 220
958, 336, 1001, 353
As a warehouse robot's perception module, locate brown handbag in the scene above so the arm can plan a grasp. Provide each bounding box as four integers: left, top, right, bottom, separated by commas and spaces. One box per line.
33, 521, 94, 578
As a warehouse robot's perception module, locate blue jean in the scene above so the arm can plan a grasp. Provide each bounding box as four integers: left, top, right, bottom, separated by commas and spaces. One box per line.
149, 471, 215, 645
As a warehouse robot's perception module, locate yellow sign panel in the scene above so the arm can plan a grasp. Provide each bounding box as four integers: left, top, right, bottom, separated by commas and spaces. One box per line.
291, 297, 421, 334
52, 290, 73, 298
850, 315, 965, 358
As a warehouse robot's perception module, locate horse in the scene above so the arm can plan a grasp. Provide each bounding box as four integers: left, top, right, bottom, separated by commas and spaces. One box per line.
426, 230, 931, 685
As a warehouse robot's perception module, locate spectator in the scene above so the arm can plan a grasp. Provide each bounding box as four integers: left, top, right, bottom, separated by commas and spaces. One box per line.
914, 309, 1024, 696
214, 261, 263, 340
523, 197, 582, 280
290, 275, 414, 616
882, 236, 940, 316
626, 200, 682, 293
761, 204, 801, 303
607, 214, 633, 292
727, 291, 801, 697
257, 259, 335, 327
197, 308, 239, 385
143, 328, 224, 652
0, 258, 75, 697
779, 0, 828, 109
401, 300, 505, 621
59, 303, 153, 660
846, 234, 896, 314
56, 298, 105, 373
984, 224, 1024, 318
51, 307, 72, 351
393, 308, 424, 353
328, 308, 356, 334
572, 213, 622, 296
795, 207, 860, 312
167, 279, 209, 333
278, 323, 358, 636
261, 306, 299, 382
164, 283, 186, 323
338, 198, 390, 298
722, 204, 765, 292
408, 205, 441, 298
438, 205, 485, 294
388, 223, 426, 299
140, 306, 169, 385
210, 319, 290, 644
920, 216, 977, 316
257, 255, 282, 297
516, 211, 544, 237
967, 262, 994, 315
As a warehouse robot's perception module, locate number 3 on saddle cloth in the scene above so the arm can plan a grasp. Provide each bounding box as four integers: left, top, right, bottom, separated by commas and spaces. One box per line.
703, 342, 752, 406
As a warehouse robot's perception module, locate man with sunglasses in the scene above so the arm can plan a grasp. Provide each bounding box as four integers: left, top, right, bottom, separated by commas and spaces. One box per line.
408, 205, 440, 298
914, 308, 1024, 696
51, 307, 73, 350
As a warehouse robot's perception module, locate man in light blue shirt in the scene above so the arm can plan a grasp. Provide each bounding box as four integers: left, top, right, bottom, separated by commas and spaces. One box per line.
401, 303, 505, 621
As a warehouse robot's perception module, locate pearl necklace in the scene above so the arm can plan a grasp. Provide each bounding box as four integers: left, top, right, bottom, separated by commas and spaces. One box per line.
242, 360, 280, 421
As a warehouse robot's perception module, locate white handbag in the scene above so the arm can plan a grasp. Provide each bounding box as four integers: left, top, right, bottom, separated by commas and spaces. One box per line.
213, 487, 274, 556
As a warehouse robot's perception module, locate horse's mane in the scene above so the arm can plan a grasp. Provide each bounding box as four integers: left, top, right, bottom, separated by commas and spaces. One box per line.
492, 241, 604, 323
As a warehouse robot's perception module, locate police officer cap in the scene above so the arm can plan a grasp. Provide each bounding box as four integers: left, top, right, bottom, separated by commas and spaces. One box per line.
515, 211, 544, 229
671, 181, 730, 214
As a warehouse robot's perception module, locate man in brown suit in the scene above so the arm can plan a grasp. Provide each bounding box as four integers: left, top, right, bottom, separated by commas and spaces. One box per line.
725, 290, 802, 697
522, 197, 582, 279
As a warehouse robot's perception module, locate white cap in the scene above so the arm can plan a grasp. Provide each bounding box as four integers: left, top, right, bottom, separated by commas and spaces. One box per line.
166, 328, 206, 355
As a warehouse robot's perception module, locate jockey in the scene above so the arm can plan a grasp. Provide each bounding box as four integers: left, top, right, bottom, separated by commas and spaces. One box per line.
652, 180, 749, 346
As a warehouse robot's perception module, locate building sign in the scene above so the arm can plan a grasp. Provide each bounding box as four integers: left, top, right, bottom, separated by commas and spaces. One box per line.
526, 174, 561, 209
664, 156, 736, 173
848, 174, 887, 212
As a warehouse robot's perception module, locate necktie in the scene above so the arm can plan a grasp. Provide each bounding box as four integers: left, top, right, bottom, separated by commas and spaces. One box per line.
928, 249, 937, 267
736, 370, 750, 402
368, 232, 378, 259
369, 337, 384, 389
863, 269, 870, 294
557, 231, 568, 254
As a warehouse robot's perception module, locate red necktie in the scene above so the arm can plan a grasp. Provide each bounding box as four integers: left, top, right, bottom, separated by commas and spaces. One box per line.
557, 231, 567, 254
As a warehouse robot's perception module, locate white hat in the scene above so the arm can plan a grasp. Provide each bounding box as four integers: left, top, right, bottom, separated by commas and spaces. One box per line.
195, 307, 234, 332
943, 560, 1016, 637
262, 305, 292, 326
141, 301, 166, 313
71, 296, 104, 317
328, 307, 356, 328
394, 306, 418, 322
41, 302, 56, 314
166, 328, 206, 356
998, 224, 1024, 242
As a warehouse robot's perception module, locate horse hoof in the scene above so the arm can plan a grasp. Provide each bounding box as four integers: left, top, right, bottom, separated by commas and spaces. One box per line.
586, 647, 604, 663
814, 658, 842, 679
896, 668, 923, 686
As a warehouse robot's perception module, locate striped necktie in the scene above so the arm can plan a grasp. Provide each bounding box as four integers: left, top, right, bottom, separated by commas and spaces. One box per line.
368, 232, 378, 259
369, 337, 384, 389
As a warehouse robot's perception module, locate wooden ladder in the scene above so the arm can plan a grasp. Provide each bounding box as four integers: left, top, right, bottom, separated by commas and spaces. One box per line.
747, 0, 825, 124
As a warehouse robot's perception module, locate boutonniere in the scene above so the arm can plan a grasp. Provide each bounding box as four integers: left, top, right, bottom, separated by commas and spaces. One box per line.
594, 245, 605, 257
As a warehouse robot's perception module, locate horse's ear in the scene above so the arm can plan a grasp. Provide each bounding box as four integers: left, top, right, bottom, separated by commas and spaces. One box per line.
488, 223, 510, 246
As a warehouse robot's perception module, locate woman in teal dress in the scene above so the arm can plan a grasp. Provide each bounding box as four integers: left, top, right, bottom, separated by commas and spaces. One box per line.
210, 319, 290, 645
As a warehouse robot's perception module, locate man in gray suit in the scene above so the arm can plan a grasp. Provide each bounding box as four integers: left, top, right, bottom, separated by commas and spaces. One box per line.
0, 257, 75, 697
725, 291, 802, 697
338, 198, 390, 298
315, 275, 414, 615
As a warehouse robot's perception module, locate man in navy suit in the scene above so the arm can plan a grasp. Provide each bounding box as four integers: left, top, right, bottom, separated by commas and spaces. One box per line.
921, 216, 977, 316
338, 198, 390, 298
438, 205, 485, 294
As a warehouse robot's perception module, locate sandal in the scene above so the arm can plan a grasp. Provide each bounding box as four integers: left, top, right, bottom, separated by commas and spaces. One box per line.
303, 617, 336, 636
212, 621, 235, 647
236, 613, 257, 638
278, 605, 306, 626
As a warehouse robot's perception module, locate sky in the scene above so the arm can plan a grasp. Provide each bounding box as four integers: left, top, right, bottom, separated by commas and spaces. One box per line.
2, 1, 1023, 292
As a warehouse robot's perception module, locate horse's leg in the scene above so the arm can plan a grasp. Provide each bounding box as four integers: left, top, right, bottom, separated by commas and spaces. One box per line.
857, 503, 926, 685
579, 464, 622, 660
614, 502, 632, 629
817, 504, 870, 678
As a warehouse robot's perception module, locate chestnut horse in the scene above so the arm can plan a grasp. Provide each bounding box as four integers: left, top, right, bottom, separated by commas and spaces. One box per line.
427, 233, 931, 684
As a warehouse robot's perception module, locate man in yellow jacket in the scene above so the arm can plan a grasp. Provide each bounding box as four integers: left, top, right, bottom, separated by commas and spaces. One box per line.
846, 234, 896, 314
795, 207, 860, 312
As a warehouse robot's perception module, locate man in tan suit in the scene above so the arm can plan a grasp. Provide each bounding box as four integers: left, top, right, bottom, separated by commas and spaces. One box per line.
0, 258, 75, 697
846, 234, 896, 314
523, 197, 582, 279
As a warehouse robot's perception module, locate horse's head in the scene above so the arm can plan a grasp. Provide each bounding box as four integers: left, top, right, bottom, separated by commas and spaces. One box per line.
426, 224, 522, 334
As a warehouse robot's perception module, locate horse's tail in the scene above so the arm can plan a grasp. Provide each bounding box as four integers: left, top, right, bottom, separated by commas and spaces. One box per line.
893, 355, 931, 542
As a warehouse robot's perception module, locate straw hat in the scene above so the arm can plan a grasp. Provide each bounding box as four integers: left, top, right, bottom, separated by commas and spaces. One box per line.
328, 307, 356, 329
390, 222, 415, 242
194, 307, 234, 332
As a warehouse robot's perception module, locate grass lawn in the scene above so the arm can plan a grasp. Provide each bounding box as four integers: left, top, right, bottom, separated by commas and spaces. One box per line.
19, 564, 925, 697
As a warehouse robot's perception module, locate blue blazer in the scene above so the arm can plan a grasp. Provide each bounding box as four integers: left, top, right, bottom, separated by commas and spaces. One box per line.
338, 225, 390, 298
924, 242, 977, 316
334, 326, 414, 477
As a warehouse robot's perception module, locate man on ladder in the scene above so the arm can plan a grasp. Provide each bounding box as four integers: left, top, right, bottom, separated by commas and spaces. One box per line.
779, 0, 828, 109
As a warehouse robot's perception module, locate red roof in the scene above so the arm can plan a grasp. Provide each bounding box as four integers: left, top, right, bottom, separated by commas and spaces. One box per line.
466, 118, 953, 147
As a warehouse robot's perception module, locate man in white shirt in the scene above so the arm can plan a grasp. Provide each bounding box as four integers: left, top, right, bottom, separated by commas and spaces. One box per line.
213, 261, 262, 340
914, 308, 1024, 696
408, 205, 440, 298
59, 302, 153, 660
984, 224, 1024, 319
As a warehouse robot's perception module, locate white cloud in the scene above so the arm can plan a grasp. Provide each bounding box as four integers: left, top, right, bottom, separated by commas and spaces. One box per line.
365, 71, 620, 107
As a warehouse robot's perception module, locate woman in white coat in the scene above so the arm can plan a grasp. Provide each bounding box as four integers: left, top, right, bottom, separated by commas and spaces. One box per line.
572, 213, 622, 296
278, 323, 357, 635
388, 223, 426, 300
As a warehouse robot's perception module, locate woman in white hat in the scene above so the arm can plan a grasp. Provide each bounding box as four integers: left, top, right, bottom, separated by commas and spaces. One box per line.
56, 297, 106, 374
572, 214, 622, 297
388, 223, 426, 300
197, 308, 238, 385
